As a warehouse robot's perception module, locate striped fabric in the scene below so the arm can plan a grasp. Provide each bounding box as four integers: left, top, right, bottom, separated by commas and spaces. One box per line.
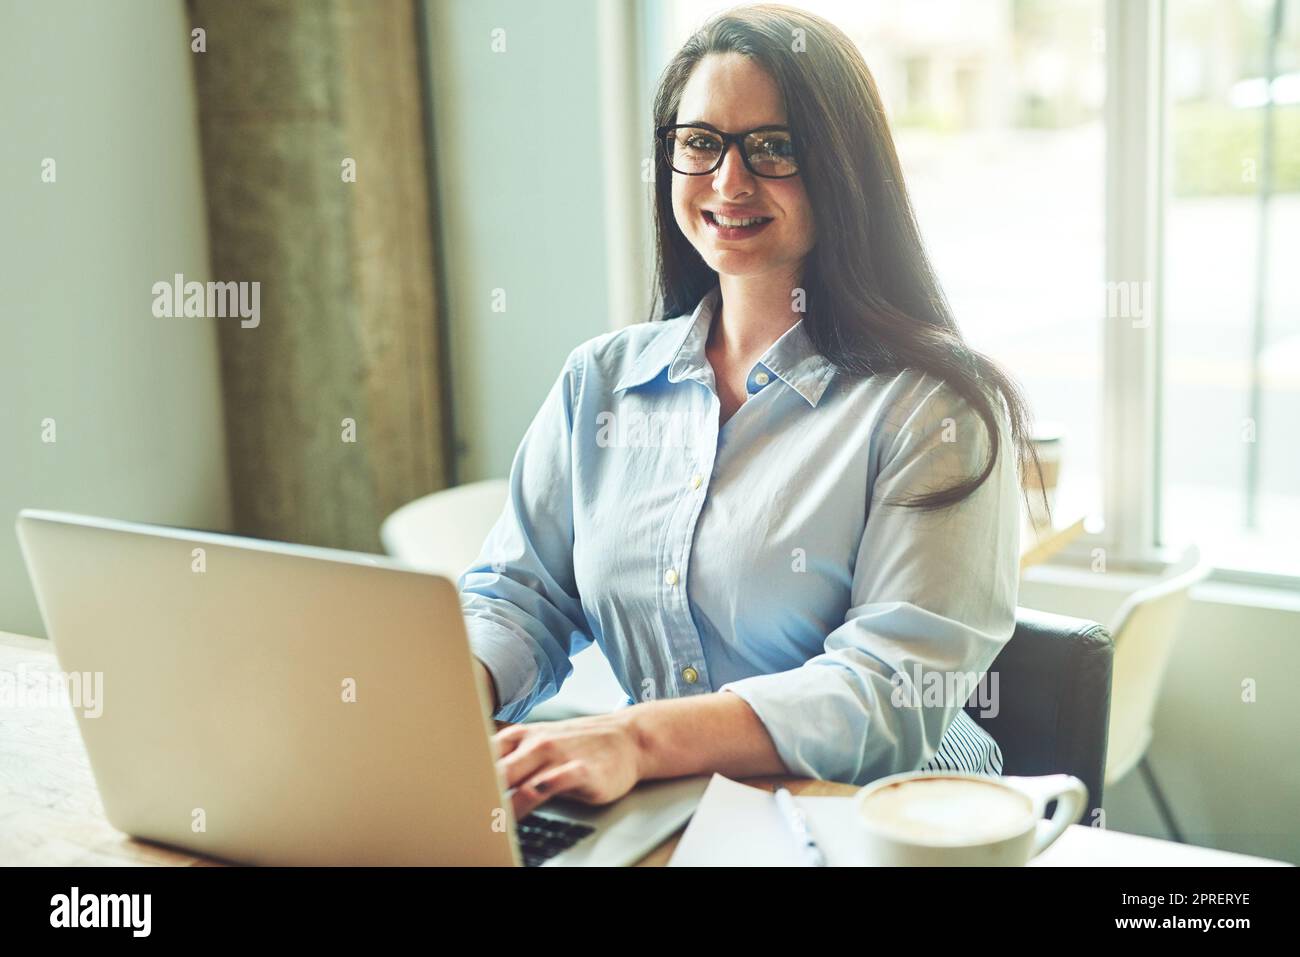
919, 709, 1004, 775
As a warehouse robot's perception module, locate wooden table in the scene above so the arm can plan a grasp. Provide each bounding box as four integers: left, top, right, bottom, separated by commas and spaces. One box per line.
0, 632, 212, 866
0, 632, 1287, 867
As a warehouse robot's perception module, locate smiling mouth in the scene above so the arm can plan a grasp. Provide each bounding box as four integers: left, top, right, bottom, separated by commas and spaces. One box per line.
702, 210, 775, 238
704, 210, 773, 227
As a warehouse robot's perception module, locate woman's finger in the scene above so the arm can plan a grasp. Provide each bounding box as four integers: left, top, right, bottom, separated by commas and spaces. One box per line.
510, 759, 587, 820
498, 733, 560, 790
491, 724, 528, 760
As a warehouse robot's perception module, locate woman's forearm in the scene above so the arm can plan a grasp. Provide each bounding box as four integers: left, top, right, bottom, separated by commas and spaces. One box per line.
478, 656, 788, 782
623, 690, 790, 781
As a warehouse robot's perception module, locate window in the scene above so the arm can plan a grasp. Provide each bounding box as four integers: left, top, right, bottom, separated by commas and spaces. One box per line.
1161, 0, 1300, 579
875, 0, 1107, 529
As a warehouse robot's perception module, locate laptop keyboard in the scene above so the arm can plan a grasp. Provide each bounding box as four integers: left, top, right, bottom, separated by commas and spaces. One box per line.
517, 813, 596, 866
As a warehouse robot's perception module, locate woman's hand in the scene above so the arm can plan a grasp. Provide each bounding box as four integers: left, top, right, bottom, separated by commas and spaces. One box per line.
493, 711, 644, 820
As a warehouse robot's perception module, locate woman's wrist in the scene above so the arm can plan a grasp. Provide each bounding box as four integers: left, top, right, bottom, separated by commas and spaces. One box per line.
615, 695, 715, 782
611, 705, 655, 781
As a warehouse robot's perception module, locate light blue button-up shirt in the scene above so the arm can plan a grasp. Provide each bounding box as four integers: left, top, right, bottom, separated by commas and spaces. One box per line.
458, 284, 1019, 786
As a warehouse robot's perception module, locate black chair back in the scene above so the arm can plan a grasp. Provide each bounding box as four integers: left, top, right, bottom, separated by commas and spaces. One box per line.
964, 607, 1114, 824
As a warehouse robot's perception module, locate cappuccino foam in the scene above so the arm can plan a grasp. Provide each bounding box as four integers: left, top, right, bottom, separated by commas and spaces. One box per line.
860, 777, 1033, 845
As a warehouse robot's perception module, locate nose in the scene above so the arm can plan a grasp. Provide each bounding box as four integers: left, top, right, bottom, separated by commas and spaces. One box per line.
712, 140, 755, 197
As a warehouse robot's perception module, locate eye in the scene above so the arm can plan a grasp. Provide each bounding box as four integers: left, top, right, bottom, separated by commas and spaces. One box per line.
751, 135, 794, 158
682, 133, 722, 153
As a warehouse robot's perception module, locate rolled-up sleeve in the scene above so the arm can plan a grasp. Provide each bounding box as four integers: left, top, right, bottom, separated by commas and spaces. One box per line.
719, 379, 1020, 785
457, 346, 594, 723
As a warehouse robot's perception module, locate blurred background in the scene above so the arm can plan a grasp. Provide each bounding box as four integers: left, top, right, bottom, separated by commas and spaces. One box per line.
1, 0, 1296, 860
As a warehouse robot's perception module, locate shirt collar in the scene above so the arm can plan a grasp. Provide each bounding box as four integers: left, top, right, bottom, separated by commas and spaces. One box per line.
613, 284, 837, 407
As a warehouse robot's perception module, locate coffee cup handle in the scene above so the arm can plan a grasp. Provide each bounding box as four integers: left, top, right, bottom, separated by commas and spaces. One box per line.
1002, 774, 1089, 860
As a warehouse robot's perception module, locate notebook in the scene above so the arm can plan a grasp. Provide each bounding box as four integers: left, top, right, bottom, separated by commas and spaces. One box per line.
668, 773, 860, 866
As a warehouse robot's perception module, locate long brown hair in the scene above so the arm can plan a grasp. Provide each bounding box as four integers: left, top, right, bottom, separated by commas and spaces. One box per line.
649, 3, 1045, 513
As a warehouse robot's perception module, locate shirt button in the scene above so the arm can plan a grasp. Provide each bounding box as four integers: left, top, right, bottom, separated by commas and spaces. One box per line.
691, 473, 703, 489
682, 666, 699, 684
753, 371, 770, 386
664, 568, 679, 586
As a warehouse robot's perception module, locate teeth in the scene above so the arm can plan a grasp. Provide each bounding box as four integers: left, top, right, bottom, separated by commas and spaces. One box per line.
712, 212, 771, 227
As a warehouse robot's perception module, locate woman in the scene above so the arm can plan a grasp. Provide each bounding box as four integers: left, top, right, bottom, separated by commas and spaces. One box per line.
460, 3, 1042, 823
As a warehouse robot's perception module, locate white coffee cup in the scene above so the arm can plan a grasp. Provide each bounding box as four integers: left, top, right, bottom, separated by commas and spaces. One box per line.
852, 771, 1087, 866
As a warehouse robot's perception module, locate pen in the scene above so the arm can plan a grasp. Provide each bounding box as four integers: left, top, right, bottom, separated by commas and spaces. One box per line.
774, 786, 827, 866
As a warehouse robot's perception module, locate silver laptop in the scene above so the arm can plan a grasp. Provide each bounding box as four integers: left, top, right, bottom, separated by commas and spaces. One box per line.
16, 509, 707, 866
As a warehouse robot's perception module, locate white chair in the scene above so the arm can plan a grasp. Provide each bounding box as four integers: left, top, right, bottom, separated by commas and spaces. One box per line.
381, 479, 512, 580
1103, 545, 1212, 842
380, 480, 628, 722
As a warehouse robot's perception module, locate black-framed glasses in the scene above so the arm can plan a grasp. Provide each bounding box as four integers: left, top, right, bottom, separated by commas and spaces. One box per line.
656, 122, 800, 179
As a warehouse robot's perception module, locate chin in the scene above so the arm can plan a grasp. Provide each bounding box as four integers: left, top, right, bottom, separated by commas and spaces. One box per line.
706, 252, 777, 275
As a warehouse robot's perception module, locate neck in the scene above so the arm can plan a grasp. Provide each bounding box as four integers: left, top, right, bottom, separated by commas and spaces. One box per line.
709, 270, 803, 359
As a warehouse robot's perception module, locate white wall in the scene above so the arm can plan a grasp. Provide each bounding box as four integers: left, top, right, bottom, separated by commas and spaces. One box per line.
423, 0, 644, 483
0, 0, 231, 638
1021, 568, 1300, 864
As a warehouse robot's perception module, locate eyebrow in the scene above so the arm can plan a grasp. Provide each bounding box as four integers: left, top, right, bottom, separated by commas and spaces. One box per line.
678, 119, 790, 131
